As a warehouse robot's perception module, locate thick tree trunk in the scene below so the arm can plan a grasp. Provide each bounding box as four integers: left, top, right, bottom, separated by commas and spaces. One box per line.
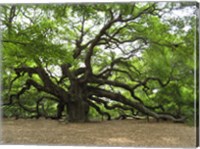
67, 100, 89, 122
66, 81, 89, 122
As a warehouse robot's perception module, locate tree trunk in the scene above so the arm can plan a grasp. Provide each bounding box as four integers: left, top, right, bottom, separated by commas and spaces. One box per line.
67, 100, 89, 122
66, 81, 89, 122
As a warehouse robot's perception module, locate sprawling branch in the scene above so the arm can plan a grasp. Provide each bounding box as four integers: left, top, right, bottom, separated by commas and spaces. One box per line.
35, 96, 59, 119
84, 14, 122, 79
2, 78, 43, 107
7, 5, 16, 35
18, 98, 36, 113
89, 76, 143, 103
89, 96, 135, 115
74, 67, 86, 76
97, 68, 135, 81
86, 99, 111, 120
44, 64, 60, 84
88, 86, 185, 122
73, 16, 86, 59
97, 47, 143, 80
82, 5, 156, 81
15, 67, 54, 88
133, 77, 171, 90
3, 70, 25, 106
121, 4, 156, 22
60, 63, 74, 81
105, 33, 147, 45
14, 66, 70, 102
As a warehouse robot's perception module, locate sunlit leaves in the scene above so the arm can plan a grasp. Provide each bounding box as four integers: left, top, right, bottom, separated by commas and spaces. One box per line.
1, 3, 196, 122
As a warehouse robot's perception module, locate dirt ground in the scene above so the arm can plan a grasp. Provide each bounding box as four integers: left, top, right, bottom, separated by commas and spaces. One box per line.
1, 118, 196, 147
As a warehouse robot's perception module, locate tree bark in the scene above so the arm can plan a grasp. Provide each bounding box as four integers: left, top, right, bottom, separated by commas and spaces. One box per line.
67, 100, 89, 122
67, 80, 89, 122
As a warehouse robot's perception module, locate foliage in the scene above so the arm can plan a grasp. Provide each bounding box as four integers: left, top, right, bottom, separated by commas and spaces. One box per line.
1, 2, 197, 124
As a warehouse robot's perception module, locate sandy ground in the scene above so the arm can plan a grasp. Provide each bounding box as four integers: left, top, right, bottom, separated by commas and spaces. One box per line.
1, 118, 196, 147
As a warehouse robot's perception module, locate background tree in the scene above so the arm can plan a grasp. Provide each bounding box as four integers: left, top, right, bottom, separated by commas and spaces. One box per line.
1, 2, 197, 123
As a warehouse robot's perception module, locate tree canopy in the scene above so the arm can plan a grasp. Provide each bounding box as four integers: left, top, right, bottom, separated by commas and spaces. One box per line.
1, 2, 197, 123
